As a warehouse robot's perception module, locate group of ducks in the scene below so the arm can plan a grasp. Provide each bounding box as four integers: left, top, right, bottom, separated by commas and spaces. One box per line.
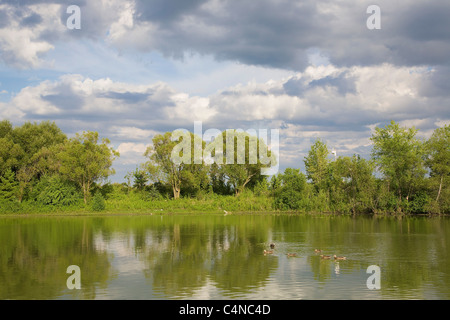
314, 249, 347, 260
263, 244, 346, 260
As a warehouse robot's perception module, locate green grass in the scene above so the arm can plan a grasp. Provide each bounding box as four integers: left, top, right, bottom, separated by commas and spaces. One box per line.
0, 190, 277, 216
2, 187, 445, 217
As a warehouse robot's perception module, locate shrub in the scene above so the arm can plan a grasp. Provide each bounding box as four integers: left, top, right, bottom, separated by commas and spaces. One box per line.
33, 176, 82, 206
91, 191, 106, 211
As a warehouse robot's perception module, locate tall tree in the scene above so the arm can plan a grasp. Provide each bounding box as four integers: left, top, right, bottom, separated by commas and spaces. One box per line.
132, 166, 148, 191
331, 155, 376, 213
425, 125, 450, 204
144, 131, 208, 199
304, 139, 330, 192
0, 120, 13, 138
214, 130, 276, 196
0, 168, 19, 202
370, 120, 426, 210
11, 121, 67, 165
0, 137, 24, 175
58, 131, 119, 204
4, 121, 68, 201
273, 168, 307, 210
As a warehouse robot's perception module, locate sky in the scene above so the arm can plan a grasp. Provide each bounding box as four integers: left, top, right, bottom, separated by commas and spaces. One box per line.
0, 0, 449, 183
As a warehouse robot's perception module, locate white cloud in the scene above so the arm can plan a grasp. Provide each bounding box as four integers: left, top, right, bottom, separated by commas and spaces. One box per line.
3, 63, 449, 180
112, 127, 160, 141
117, 142, 149, 155
0, 3, 62, 68
116, 142, 150, 166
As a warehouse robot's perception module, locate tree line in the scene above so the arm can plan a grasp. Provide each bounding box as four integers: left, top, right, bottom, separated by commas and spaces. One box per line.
0, 119, 448, 214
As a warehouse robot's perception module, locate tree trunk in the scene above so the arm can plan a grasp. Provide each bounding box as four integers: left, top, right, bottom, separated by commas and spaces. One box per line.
173, 185, 180, 199
235, 173, 256, 196
83, 187, 88, 204
82, 180, 90, 204
436, 175, 443, 202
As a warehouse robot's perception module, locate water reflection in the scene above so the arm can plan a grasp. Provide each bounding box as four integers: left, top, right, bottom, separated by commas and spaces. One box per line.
0, 214, 449, 299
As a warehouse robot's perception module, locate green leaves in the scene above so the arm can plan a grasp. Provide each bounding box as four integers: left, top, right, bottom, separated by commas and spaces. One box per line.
0, 168, 19, 202
272, 168, 307, 210
370, 120, 426, 208
424, 124, 450, 211
58, 131, 119, 204
91, 192, 106, 211
304, 139, 330, 192
34, 176, 82, 206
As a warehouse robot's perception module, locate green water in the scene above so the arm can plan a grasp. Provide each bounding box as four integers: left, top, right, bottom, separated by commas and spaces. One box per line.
0, 214, 449, 300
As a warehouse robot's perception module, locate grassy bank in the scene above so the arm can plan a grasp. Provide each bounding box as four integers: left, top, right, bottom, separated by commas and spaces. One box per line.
1, 184, 447, 217
0, 190, 278, 216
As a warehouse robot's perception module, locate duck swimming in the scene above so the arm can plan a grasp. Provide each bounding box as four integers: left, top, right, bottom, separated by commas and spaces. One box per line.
333, 255, 346, 260
287, 253, 297, 257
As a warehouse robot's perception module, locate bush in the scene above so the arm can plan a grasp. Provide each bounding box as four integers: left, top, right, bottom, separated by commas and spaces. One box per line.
91, 192, 106, 211
0, 168, 19, 202
33, 176, 82, 206
0, 199, 21, 213
274, 188, 301, 210
405, 191, 430, 214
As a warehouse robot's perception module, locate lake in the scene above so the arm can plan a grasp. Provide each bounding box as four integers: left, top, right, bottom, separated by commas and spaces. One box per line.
0, 213, 449, 300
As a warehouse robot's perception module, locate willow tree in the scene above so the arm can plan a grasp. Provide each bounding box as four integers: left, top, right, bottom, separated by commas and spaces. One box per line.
144, 131, 208, 199
209, 130, 277, 196
58, 131, 119, 204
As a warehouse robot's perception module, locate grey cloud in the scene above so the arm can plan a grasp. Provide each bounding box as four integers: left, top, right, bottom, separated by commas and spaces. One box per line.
308, 74, 356, 96
20, 12, 43, 27
134, 0, 209, 24
283, 78, 305, 97
98, 92, 151, 104
419, 67, 450, 98
283, 73, 356, 97
395, 3, 450, 42
0, 9, 11, 28
122, 0, 450, 70
40, 82, 85, 111
2, 0, 450, 70
41, 93, 84, 111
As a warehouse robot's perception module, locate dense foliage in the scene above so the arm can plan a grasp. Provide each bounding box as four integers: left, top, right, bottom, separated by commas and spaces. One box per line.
0, 120, 448, 215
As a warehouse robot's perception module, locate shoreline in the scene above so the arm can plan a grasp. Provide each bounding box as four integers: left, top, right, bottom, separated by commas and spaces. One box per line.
0, 208, 447, 218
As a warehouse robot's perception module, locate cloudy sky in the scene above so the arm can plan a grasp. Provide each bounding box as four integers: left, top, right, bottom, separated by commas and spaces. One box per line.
1, 0, 449, 182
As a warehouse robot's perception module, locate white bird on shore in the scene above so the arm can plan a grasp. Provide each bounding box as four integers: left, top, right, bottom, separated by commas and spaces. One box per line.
224, 210, 231, 216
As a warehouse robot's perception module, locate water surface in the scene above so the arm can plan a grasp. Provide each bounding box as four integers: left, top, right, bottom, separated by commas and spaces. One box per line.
0, 214, 449, 300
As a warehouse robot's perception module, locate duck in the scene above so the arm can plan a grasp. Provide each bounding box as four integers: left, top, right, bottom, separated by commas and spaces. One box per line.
314, 249, 322, 253
287, 253, 297, 257
320, 254, 331, 259
333, 255, 346, 260
270, 243, 275, 249
263, 250, 274, 254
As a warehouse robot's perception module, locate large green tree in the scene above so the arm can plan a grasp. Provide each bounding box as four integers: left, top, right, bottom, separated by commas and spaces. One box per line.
371, 120, 426, 211
0, 168, 19, 202
144, 131, 208, 199
212, 130, 276, 196
304, 139, 330, 193
272, 168, 307, 210
329, 155, 376, 214
0, 121, 67, 202
425, 125, 450, 212
58, 131, 119, 204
